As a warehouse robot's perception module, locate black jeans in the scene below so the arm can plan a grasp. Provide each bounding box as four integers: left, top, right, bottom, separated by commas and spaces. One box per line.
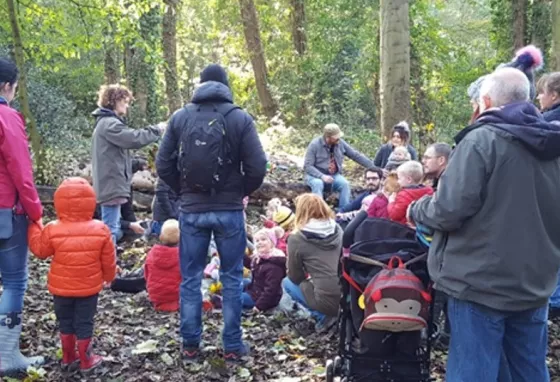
53, 294, 98, 339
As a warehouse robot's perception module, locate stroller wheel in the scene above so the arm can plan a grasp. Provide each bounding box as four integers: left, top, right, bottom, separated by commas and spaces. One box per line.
326, 359, 334, 382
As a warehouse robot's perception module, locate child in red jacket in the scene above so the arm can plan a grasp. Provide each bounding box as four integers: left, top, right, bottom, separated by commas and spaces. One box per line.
387, 161, 433, 225
144, 219, 181, 312
28, 177, 116, 372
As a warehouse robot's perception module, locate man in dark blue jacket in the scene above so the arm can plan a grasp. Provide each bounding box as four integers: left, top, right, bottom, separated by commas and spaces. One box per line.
156, 64, 267, 363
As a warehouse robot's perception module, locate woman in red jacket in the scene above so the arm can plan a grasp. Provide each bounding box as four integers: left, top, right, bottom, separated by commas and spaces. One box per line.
0, 58, 44, 375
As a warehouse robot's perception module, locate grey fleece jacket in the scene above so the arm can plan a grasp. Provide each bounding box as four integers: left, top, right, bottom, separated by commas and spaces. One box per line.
304, 136, 374, 178
91, 108, 160, 204
287, 222, 343, 316
410, 102, 560, 312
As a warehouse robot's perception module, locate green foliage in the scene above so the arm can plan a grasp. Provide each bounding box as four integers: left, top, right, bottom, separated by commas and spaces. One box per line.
2, 0, 545, 175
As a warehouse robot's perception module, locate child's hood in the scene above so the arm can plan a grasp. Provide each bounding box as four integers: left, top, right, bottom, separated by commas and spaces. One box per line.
260, 252, 287, 268
150, 244, 179, 270
54, 177, 97, 222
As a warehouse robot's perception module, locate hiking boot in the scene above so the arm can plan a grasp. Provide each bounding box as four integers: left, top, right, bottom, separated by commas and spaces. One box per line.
0, 312, 44, 376
182, 344, 200, 363
77, 338, 102, 371
223, 342, 250, 363
60, 334, 79, 371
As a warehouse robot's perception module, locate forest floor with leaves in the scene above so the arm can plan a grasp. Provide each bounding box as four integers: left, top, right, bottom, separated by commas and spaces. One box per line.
12, 219, 560, 382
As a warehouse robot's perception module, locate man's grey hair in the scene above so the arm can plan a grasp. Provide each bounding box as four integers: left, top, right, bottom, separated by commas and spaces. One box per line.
428, 142, 452, 160
479, 67, 530, 108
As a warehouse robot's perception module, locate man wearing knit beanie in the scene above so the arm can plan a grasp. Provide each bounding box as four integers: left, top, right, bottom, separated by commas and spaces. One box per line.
200, 64, 229, 88
156, 64, 266, 363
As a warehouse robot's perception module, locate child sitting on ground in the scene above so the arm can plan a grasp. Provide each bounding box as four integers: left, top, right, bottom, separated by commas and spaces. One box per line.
28, 177, 116, 372
242, 228, 287, 312
144, 219, 181, 312
368, 172, 400, 218
262, 202, 295, 254
385, 146, 412, 172
388, 161, 433, 225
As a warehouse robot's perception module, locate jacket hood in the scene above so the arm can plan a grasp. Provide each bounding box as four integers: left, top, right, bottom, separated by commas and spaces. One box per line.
455, 101, 560, 160
91, 107, 119, 119
260, 255, 287, 268
300, 222, 342, 250
151, 244, 179, 270
54, 177, 97, 222
192, 81, 233, 105
543, 103, 560, 123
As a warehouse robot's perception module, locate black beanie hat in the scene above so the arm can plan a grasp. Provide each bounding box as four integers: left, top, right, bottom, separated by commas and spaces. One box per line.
200, 64, 229, 88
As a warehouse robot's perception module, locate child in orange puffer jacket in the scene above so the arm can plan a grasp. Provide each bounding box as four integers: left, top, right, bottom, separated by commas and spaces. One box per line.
144, 219, 181, 311
28, 177, 116, 372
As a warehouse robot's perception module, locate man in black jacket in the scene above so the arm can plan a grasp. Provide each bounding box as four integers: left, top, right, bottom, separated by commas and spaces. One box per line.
156, 64, 267, 363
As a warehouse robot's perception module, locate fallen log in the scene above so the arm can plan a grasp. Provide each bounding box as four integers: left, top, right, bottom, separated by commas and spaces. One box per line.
38, 182, 367, 210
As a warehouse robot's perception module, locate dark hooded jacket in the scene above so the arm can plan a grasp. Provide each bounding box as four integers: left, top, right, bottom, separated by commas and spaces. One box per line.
410, 101, 560, 311
543, 103, 560, 123
152, 177, 180, 222
155, 81, 267, 212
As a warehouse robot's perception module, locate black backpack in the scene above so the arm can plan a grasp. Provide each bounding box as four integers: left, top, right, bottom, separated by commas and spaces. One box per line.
178, 103, 240, 194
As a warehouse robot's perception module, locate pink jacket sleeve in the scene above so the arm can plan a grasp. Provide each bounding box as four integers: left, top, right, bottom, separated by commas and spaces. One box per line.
0, 109, 42, 221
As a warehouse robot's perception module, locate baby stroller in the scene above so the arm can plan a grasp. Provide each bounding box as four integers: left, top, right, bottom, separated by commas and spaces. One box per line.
326, 217, 434, 382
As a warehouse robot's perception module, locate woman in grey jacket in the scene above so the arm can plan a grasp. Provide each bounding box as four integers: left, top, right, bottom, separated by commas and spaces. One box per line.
91, 84, 165, 244
283, 193, 342, 330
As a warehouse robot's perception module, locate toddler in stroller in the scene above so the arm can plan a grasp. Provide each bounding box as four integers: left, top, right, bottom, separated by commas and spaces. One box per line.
326, 217, 434, 382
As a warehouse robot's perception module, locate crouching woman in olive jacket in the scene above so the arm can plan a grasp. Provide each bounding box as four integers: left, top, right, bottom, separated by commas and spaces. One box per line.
282, 193, 342, 330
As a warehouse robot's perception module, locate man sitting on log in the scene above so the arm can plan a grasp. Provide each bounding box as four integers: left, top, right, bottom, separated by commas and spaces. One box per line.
303, 123, 374, 209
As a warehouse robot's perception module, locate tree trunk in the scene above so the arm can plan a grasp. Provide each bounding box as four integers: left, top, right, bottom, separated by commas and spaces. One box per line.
103, 16, 120, 85
379, 0, 411, 140
530, 0, 550, 57
162, 0, 183, 115
239, 0, 278, 120
290, 0, 309, 123
512, 0, 527, 51
552, 0, 560, 71
124, 45, 148, 125
104, 43, 121, 84
290, 0, 307, 56
6, 0, 44, 178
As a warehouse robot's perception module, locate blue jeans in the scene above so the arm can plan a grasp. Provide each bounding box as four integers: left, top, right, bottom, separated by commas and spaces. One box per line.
282, 278, 325, 322
242, 278, 255, 309
151, 220, 163, 237
0, 215, 29, 314
549, 271, 560, 308
305, 174, 350, 208
179, 210, 246, 352
446, 297, 549, 382
101, 205, 123, 244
